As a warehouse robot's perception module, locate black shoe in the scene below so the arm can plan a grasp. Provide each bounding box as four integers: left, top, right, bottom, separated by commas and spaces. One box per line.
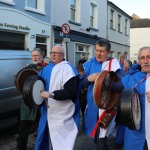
34, 131, 37, 137
10, 146, 20, 150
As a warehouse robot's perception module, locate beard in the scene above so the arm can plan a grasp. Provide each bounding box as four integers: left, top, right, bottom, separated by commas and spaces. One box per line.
33, 57, 43, 65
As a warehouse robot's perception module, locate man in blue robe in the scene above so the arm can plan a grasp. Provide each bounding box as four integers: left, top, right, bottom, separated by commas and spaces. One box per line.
81, 39, 124, 150
35, 45, 80, 150
117, 46, 150, 150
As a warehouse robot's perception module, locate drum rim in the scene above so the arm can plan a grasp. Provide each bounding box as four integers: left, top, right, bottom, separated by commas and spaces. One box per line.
93, 70, 119, 110
15, 68, 38, 92
120, 88, 141, 130
23, 75, 45, 109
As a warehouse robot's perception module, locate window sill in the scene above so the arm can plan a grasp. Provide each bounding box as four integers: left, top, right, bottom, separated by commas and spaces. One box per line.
89, 27, 99, 31
69, 20, 81, 26
25, 6, 46, 15
110, 27, 116, 31
0, 0, 15, 6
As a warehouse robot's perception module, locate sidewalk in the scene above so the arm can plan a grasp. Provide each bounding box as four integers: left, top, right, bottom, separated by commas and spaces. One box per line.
0, 132, 36, 150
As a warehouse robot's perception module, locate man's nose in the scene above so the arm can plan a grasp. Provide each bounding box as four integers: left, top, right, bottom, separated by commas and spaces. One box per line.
144, 57, 149, 63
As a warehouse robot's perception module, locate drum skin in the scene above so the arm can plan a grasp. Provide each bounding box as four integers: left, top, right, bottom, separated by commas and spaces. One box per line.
93, 70, 119, 110
15, 68, 38, 93
120, 89, 141, 130
23, 75, 45, 109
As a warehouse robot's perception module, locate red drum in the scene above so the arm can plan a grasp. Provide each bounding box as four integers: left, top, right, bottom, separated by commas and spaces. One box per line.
120, 88, 141, 130
15, 68, 38, 93
23, 75, 45, 109
93, 70, 119, 110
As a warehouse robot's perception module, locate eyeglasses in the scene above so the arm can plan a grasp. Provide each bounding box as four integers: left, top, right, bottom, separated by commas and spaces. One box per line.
138, 55, 150, 61
50, 52, 63, 55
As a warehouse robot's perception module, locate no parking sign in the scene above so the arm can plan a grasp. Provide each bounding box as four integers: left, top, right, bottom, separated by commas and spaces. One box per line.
62, 23, 70, 34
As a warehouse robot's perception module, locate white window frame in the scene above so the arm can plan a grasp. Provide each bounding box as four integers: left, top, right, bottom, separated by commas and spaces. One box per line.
118, 14, 122, 32
125, 19, 128, 35
109, 51, 115, 58
90, 2, 98, 28
110, 9, 115, 29
0, 0, 15, 5
70, 0, 80, 23
25, 0, 46, 15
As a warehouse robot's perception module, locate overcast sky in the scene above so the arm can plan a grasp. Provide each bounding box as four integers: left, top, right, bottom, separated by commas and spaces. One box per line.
110, 0, 150, 19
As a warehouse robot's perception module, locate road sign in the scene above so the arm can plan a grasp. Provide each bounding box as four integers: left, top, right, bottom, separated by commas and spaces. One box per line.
62, 23, 70, 34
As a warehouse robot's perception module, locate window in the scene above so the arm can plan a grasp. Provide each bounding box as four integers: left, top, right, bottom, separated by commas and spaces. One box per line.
25, 0, 45, 15
110, 10, 115, 29
118, 15, 122, 32
0, 31, 25, 50
118, 52, 121, 60
109, 51, 114, 57
78, 45, 84, 51
36, 36, 47, 56
70, 0, 80, 22
90, 2, 98, 28
54, 38, 62, 45
75, 43, 90, 67
70, 0, 76, 21
125, 19, 128, 35
0, 0, 15, 5
27, 0, 37, 9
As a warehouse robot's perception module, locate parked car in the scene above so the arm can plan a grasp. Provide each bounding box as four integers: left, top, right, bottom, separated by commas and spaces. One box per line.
0, 50, 32, 129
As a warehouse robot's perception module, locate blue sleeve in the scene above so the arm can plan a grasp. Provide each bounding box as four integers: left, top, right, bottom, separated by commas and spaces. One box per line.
121, 74, 130, 88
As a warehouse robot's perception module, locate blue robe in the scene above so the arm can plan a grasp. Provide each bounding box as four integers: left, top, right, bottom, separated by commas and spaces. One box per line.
82, 57, 124, 137
35, 62, 80, 150
121, 64, 147, 150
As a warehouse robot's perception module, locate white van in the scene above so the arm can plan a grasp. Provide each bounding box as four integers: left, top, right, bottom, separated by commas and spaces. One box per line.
0, 50, 32, 129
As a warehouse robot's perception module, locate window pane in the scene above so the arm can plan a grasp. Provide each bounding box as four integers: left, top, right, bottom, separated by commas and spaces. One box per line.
70, 8, 75, 20
90, 3, 95, 27
36, 37, 46, 43
70, 0, 75, 7
70, 0, 75, 21
27, 0, 37, 9
90, 3, 94, 16
0, 31, 25, 50
78, 46, 84, 51
90, 16, 93, 27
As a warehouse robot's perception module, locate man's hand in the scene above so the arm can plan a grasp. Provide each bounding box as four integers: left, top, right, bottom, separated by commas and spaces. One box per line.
146, 91, 150, 102
40, 91, 50, 108
87, 73, 99, 82
40, 91, 50, 99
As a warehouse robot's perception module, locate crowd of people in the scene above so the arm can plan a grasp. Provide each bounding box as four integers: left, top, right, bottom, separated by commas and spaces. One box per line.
14, 39, 150, 150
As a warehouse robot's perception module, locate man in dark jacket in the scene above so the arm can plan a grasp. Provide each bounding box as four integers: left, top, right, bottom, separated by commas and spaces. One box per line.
78, 55, 87, 65
15, 48, 48, 150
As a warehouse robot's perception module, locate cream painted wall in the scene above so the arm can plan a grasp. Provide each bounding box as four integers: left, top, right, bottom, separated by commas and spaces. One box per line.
130, 28, 150, 62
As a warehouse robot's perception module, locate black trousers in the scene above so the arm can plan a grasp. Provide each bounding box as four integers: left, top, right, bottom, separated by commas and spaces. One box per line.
16, 120, 32, 150
144, 140, 148, 150
95, 125, 109, 150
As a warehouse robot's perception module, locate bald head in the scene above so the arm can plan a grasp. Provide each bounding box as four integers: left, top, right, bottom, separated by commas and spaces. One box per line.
50, 45, 65, 64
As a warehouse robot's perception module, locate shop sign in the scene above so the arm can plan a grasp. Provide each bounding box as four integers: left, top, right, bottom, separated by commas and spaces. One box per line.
0, 22, 30, 31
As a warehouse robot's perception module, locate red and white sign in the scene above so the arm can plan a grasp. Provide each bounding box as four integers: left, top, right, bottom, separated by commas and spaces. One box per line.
62, 23, 70, 34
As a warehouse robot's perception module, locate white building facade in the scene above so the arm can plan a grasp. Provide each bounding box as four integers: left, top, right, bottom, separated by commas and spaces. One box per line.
50, 0, 108, 66
50, 0, 131, 66
0, 0, 51, 56
0, 0, 131, 66
107, 2, 131, 60
130, 19, 150, 62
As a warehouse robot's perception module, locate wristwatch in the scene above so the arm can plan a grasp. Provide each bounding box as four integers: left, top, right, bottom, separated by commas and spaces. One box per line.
49, 92, 55, 98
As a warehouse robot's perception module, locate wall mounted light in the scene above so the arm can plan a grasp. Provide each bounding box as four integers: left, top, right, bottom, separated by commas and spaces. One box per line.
31, 35, 35, 39
86, 27, 91, 32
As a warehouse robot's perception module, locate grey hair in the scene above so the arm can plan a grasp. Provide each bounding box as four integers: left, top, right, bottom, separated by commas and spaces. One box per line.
54, 44, 65, 54
139, 46, 150, 53
33, 47, 43, 56
138, 46, 150, 59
